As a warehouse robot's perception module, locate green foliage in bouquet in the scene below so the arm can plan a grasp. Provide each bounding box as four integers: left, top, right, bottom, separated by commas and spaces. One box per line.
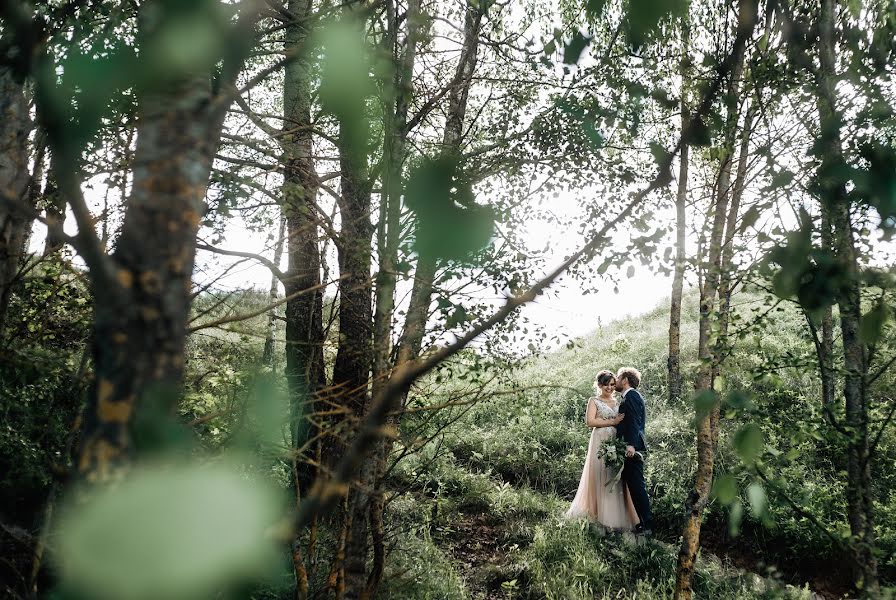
596, 437, 628, 490
597, 437, 645, 490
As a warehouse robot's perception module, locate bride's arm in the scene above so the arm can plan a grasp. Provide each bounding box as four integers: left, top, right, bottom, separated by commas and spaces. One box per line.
585, 400, 624, 428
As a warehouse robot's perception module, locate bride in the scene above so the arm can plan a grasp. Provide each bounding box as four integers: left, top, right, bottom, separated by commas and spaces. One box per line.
565, 370, 639, 530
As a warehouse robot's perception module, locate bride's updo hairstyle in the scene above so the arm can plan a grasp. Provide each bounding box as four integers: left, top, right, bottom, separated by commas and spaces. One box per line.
595, 370, 615, 387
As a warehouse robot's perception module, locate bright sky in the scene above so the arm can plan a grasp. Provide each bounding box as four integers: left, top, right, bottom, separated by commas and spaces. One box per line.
186, 184, 676, 350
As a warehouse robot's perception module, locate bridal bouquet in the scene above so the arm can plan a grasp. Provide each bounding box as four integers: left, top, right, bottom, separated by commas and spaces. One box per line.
596, 437, 628, 490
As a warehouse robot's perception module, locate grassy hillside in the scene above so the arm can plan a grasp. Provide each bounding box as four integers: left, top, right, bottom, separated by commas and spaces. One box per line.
382, 290, 896, 599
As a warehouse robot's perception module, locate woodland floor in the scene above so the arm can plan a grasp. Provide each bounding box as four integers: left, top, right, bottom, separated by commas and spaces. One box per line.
442, 513, 512, 600
439, 506, 846, 600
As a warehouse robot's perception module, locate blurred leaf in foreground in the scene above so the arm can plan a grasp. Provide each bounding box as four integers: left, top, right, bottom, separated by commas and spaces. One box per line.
404, 156, 495, 262
315, 16, 377, 151
733, 423, 764, 465
55, 462, 283, 600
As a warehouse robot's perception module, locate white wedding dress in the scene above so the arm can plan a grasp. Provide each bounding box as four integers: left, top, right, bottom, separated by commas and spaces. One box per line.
564, 397, 637, 529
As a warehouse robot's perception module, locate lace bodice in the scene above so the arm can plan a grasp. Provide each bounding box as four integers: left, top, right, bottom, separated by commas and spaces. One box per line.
592, 397, 619, 419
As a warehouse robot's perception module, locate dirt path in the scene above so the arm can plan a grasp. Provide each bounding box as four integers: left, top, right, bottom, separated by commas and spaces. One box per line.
440, 513, 518, 600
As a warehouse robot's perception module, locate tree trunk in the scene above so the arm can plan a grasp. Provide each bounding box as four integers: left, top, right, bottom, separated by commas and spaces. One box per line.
333, 14, 376, 599
0, 65, 33, 340
77, 71, 232, 480
331, 128, 374, 422
396, 1, 484, 368
282, 1, 324, 595
366, 0, 420, 595
344, 5, 483, 596
262, 212, 287, 366
820, 211, 835, 411
715, 104, 753, 363
42, 159, 67, 256
668, 20, 690, 405
674, 1, 754, 595
814, 0, 878, 592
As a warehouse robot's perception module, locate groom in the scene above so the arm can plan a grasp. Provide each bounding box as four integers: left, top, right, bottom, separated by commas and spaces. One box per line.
615, 367, 653, 535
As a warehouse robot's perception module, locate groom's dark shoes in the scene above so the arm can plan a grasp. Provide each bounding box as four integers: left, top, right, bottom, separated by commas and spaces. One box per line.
632, 523, 652, 537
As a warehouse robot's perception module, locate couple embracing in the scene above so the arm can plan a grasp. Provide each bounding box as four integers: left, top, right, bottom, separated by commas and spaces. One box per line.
565, 367, 653, 536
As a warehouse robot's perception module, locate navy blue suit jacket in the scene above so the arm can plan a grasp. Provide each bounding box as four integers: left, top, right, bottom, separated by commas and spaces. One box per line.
617, 388, 647, 451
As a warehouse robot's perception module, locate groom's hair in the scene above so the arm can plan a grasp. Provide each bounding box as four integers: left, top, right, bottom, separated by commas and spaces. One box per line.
617, 367, 641, 389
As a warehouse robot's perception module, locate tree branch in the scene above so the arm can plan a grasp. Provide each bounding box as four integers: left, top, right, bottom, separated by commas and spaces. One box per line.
188, 277, 339, 333
197, 241, 286, 282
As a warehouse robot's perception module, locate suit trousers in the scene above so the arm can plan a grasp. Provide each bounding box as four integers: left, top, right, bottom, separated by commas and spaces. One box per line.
622, 456, 652, 530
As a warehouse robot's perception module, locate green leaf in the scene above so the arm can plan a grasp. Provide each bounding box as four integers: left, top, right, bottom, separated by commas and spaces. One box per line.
650, 88, 678, 110
712, 474, 738, 505
582, 118, 605, 149
692, 390, 719, 424
55, 462, 282, 600
625, 0, 687, 49
747, 482, 767, 517
733, 423, 764, 465
740, 206, 761, 231
316, 18, 376, 148
686, 116, 712, 147
563, 31, 591, 65
769, 169, 795, 189
446, 305, 469, 329
143, 6, 229, 79
649, 141, 670, 167
724, 390, 752, 412
859, 299, 890, 346
728, 499, 744, 536
586, 0, 610, 18
404, 156, 495, 262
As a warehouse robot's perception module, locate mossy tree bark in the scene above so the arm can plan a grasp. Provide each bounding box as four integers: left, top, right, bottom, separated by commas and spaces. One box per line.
0, 65, 33, 341
78, 76, 234, 480
73, 2, 253, 482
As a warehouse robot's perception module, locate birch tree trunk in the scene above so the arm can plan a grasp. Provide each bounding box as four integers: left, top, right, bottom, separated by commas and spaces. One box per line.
74, 1, 254, 482
365, 0, 420, 594
342, 5, 482, 596
396, 1, 484, 368
715, 104, 753, 358
668, 20, 690, 405
674, 2, 755, 595
813, 0, 878, 592
77, 73, 234, 480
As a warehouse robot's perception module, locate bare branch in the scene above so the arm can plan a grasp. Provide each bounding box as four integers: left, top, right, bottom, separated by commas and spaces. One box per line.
197, 242, 287, 281
188, 277, 341, 333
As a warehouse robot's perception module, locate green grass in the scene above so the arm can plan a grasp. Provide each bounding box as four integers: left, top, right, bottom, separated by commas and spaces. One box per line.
395, 288, 896, 597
